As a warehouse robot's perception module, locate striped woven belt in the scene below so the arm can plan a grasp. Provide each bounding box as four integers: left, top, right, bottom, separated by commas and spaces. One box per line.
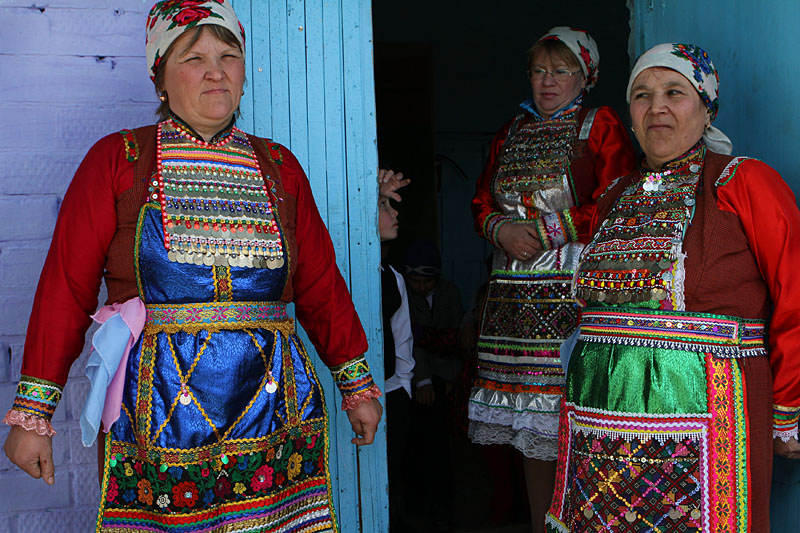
144, 301, 292, 334
579, 307, 767, 358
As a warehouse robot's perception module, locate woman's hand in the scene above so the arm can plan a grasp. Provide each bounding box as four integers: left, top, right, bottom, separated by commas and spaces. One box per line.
497, 223, 543, 261
774, 436, 800, 459
378, 169, 410, 202
346, 397, 383, 446
3, 425, 55, 484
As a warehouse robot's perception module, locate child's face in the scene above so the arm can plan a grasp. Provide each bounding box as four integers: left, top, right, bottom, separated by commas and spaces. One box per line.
378, 197, 399, 241
405, 274, 437, 297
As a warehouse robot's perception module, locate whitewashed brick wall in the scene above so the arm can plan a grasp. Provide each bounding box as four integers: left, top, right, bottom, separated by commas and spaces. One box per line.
0, 2, 157, 530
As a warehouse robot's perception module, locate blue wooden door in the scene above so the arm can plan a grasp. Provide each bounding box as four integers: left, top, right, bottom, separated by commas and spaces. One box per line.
232, 1, 388, 531
629, 2, 800, 530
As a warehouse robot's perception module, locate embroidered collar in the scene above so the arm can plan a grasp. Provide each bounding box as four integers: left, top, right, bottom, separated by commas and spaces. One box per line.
520, 95, 582, 121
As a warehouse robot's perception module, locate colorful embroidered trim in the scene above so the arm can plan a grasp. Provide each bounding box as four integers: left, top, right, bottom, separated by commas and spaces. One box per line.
268, 142, 284, 165
10, 375, 63, 421
578, 308, 767, 358
706, 355, 748, 532
144, 301, 291, 334
100, 421, 334, 532
535, 210, 576, 250
493, 112, 579, 195
575, 144, 704, 307
773, 404, 800, 442
715, 156, 752, 187
213, 265, 234, 302
481, 212, 511, 247
329, 355, 381, 410
155, 120, 284, 270
120, 129, 140, 162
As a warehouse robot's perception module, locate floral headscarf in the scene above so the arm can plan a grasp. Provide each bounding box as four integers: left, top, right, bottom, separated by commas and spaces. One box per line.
146, 0, 246, 82
537, 27, 600, 91
626, 43, 732, 154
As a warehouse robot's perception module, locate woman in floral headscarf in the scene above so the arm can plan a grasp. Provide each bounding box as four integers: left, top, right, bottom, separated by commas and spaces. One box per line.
469, 26, 635, 531
2, 1, 382, 531
545, 43, 800, 533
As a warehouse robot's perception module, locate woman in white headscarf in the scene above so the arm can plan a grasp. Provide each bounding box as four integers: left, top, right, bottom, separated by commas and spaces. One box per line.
469, 27, 635, 531
545, 43, 800, 533
3, 2, 382, 531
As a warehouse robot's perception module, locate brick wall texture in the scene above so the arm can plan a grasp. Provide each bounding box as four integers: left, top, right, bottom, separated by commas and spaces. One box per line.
1, 2, 157, 531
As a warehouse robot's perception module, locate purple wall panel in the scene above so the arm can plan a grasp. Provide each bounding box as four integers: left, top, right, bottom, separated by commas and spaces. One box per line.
0, 2, 155, 530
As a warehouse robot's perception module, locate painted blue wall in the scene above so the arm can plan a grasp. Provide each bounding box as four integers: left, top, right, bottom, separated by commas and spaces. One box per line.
233, 2, 387, 531
0, 1, 386, 531
628, 1, 800, 530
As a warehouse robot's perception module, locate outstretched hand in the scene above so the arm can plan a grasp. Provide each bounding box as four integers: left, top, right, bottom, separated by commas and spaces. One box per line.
3, 425, 55, 485
774, 436, 800, 459
346, 397, 383, 446
378, 169, 410, 203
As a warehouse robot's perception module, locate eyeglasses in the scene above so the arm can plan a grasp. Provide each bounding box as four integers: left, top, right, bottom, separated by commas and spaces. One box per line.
527, 67, 582, 82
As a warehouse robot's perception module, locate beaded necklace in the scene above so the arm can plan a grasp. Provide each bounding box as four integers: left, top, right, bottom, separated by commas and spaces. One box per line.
153, 120, 284, 269
575, 143, 705, 308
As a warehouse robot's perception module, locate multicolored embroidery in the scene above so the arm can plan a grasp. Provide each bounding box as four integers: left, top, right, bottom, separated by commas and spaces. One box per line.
145, 301, 291, 334
119, 129, 140, 162
475, 272, 576, 396
330, 354, 381, 410
773, 404, 800, 442
100, 427, 333, 532
575, 144, 705, 307
535, 210, 578, 249
155, 120, 284, 270
213, 265, 234, 302
578, 308, 768, 358
560, 409, 706, 531
670, 44, 719, 118
10, 376, 63, 421
493, 113, 579, 195
547, 309, 753, 533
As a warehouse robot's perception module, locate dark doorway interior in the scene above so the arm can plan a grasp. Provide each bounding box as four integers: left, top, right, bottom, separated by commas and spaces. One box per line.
373, 0, 633, 306
372, 2, 632, 531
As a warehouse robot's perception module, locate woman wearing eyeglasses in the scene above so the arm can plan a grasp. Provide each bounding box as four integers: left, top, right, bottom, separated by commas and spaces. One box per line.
469, 27, 635, 531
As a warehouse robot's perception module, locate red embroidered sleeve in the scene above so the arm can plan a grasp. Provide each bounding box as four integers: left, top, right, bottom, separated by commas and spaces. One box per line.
275, 148, 379, 408
471, 120, 514, 247
716, 158, 800, 441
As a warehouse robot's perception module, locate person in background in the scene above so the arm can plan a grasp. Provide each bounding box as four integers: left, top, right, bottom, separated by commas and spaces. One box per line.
546, 43, 800, 532
402, 239, 464, 528
469, 26, 636, 531
403, 239, 464, 404
2, 3, 381, 531
378, 168, 416, 532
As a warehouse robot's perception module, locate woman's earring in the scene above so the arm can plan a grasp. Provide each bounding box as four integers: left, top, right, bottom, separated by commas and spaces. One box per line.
241, 90, 245, 96
159, 92, 167, 102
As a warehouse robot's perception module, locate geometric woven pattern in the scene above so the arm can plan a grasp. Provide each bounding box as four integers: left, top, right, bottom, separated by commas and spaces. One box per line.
566, 431, 703, 531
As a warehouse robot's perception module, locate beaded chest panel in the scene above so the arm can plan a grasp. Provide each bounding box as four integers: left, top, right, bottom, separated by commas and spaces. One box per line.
575, 145, 705, 308
152, 120, 284, 269
493, 115, 578, 197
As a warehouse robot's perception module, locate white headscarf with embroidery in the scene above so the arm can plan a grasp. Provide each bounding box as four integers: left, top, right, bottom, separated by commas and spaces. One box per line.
626, 43, 732, 155
537, 27, 600, 91
146, 0, 246, 83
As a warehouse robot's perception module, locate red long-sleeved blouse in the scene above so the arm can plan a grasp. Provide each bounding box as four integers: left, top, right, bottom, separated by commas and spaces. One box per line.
12, 129, 373, 423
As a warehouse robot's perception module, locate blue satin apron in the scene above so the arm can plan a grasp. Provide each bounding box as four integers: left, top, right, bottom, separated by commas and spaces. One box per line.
96, 203, 337, 532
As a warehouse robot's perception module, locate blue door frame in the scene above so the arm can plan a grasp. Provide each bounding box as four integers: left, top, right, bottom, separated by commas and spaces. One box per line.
233, 1, 387, 531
